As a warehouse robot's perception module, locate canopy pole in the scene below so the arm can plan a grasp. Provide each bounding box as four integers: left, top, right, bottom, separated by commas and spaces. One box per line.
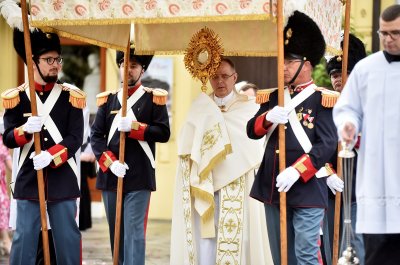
332, 1, 351, 264
20, 1, 51, 264
277, 1, 287, 265
113, 39, 130, 265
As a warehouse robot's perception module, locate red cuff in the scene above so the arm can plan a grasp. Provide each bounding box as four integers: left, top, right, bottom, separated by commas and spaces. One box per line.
13, 127, 32, 146
254, 112, 272, 137
292, 154, 318, 183
48, 144, 68, 168
128, 122, 147, 141
99, 151, 117, 172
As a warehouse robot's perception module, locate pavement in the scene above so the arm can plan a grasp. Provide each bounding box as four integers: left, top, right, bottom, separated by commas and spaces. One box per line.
0, 217, 171, 265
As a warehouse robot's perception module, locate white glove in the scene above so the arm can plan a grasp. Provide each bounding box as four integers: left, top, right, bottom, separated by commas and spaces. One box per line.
326, 174, 344, 195
29, 151, 53, 170
117, 116, 132, 132
23, 116, 42, 134
266, 106, 289, 124
109, 161, 129, 178
276, 166, 300, 192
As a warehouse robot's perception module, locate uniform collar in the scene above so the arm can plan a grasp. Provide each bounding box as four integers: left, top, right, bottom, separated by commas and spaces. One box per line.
34, 82, 55, 92
291, 80, 314, 92
383, 51, 400, 63
128, 83, 141, 97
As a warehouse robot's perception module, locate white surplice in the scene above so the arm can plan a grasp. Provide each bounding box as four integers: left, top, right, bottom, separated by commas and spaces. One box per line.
333, 51, 400, 234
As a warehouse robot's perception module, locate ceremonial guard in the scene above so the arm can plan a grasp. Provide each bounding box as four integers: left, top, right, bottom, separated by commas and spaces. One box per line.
247, 11, 338, 264
90, 47, 170, 265
1, 29, 85, 265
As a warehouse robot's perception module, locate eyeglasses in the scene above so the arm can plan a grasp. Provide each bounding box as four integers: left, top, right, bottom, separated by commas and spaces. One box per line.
39, 56, 63, 65
284, 59, 302, 65
377, 30, 400, 40
211, 72, 236, 81
120, 62, 142, 69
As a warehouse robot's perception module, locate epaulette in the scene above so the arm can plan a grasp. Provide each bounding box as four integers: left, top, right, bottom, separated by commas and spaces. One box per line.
315, 87, 340, 108
143, 87, 168, 105
96, 91, 114, 107
61, 85, 87, 109
1, 84, 27, 109
256, 88, 278, 104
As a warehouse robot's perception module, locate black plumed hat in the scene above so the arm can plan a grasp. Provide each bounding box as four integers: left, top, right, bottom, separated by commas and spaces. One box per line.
326, 33, 366, 75
116, 47, 153, 72
13, 29, 61, 64
284, 11, 326, 67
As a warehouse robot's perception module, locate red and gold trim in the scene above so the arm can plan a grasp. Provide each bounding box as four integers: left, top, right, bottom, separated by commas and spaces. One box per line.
99, 151, 117, 172
13, 126, 32, 146
324, 163, 336, 175
292, 154, 318, 183
254, 112, 271, 136
128, 121, 147, 141
47, 144, 68, 168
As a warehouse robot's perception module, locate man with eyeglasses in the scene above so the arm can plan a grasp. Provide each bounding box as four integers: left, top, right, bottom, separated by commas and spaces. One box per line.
170, 57, 272, 265
90, 47, 170, 265
247, 11, 337, 265
1, 29, 85, 264
333, 4, 400, 265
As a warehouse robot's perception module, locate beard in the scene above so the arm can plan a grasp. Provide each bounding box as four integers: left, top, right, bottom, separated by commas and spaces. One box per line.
126, 75, 140, 87
42, 74, 58, 83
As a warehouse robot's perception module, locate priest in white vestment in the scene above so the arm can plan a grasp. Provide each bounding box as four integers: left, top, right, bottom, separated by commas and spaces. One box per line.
333, 5, 400, 265
170, 58, 272, 265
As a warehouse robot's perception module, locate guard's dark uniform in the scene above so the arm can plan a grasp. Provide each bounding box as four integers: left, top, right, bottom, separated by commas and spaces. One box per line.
247, 85, 337, 208
2, 82, 84, 200
4, 27, 84, 265
91, 83, 170, 265
90, 85, 170, 192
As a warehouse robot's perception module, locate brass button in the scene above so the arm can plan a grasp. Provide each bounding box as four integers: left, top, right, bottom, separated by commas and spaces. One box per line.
43, 126, 47, 130
275, 150, 279, 154
44, 138, 48, 141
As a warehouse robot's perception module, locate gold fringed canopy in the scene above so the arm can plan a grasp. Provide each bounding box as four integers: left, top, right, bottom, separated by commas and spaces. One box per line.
29, 0, 343, 57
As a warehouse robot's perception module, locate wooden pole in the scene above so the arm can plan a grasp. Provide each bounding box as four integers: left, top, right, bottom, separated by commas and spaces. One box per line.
112, 38, 130, 265
332, 1, 351, 264
277, 1, 287, 264
20, 1, 50, 264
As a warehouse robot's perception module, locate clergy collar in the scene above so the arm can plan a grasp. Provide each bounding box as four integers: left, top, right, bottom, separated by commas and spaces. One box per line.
128, 83, 141, 96
34, 82, 55, 92
290, 80, 314, 92
383, 51, 400, 63
213, 90, 234, 107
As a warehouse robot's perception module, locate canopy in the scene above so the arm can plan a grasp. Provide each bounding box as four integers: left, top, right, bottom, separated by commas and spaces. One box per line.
29, 0, 342, 56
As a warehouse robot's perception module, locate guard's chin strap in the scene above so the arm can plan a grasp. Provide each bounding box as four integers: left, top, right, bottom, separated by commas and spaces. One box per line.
288, 60, 306, 85
34, 59, 47, 83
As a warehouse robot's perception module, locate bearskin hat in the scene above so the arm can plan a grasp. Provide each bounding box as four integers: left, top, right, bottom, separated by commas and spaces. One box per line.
13, 29, 61, 64
116, 47, 153, 72
326, 33, 366, 76
284, 11, 326, 67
